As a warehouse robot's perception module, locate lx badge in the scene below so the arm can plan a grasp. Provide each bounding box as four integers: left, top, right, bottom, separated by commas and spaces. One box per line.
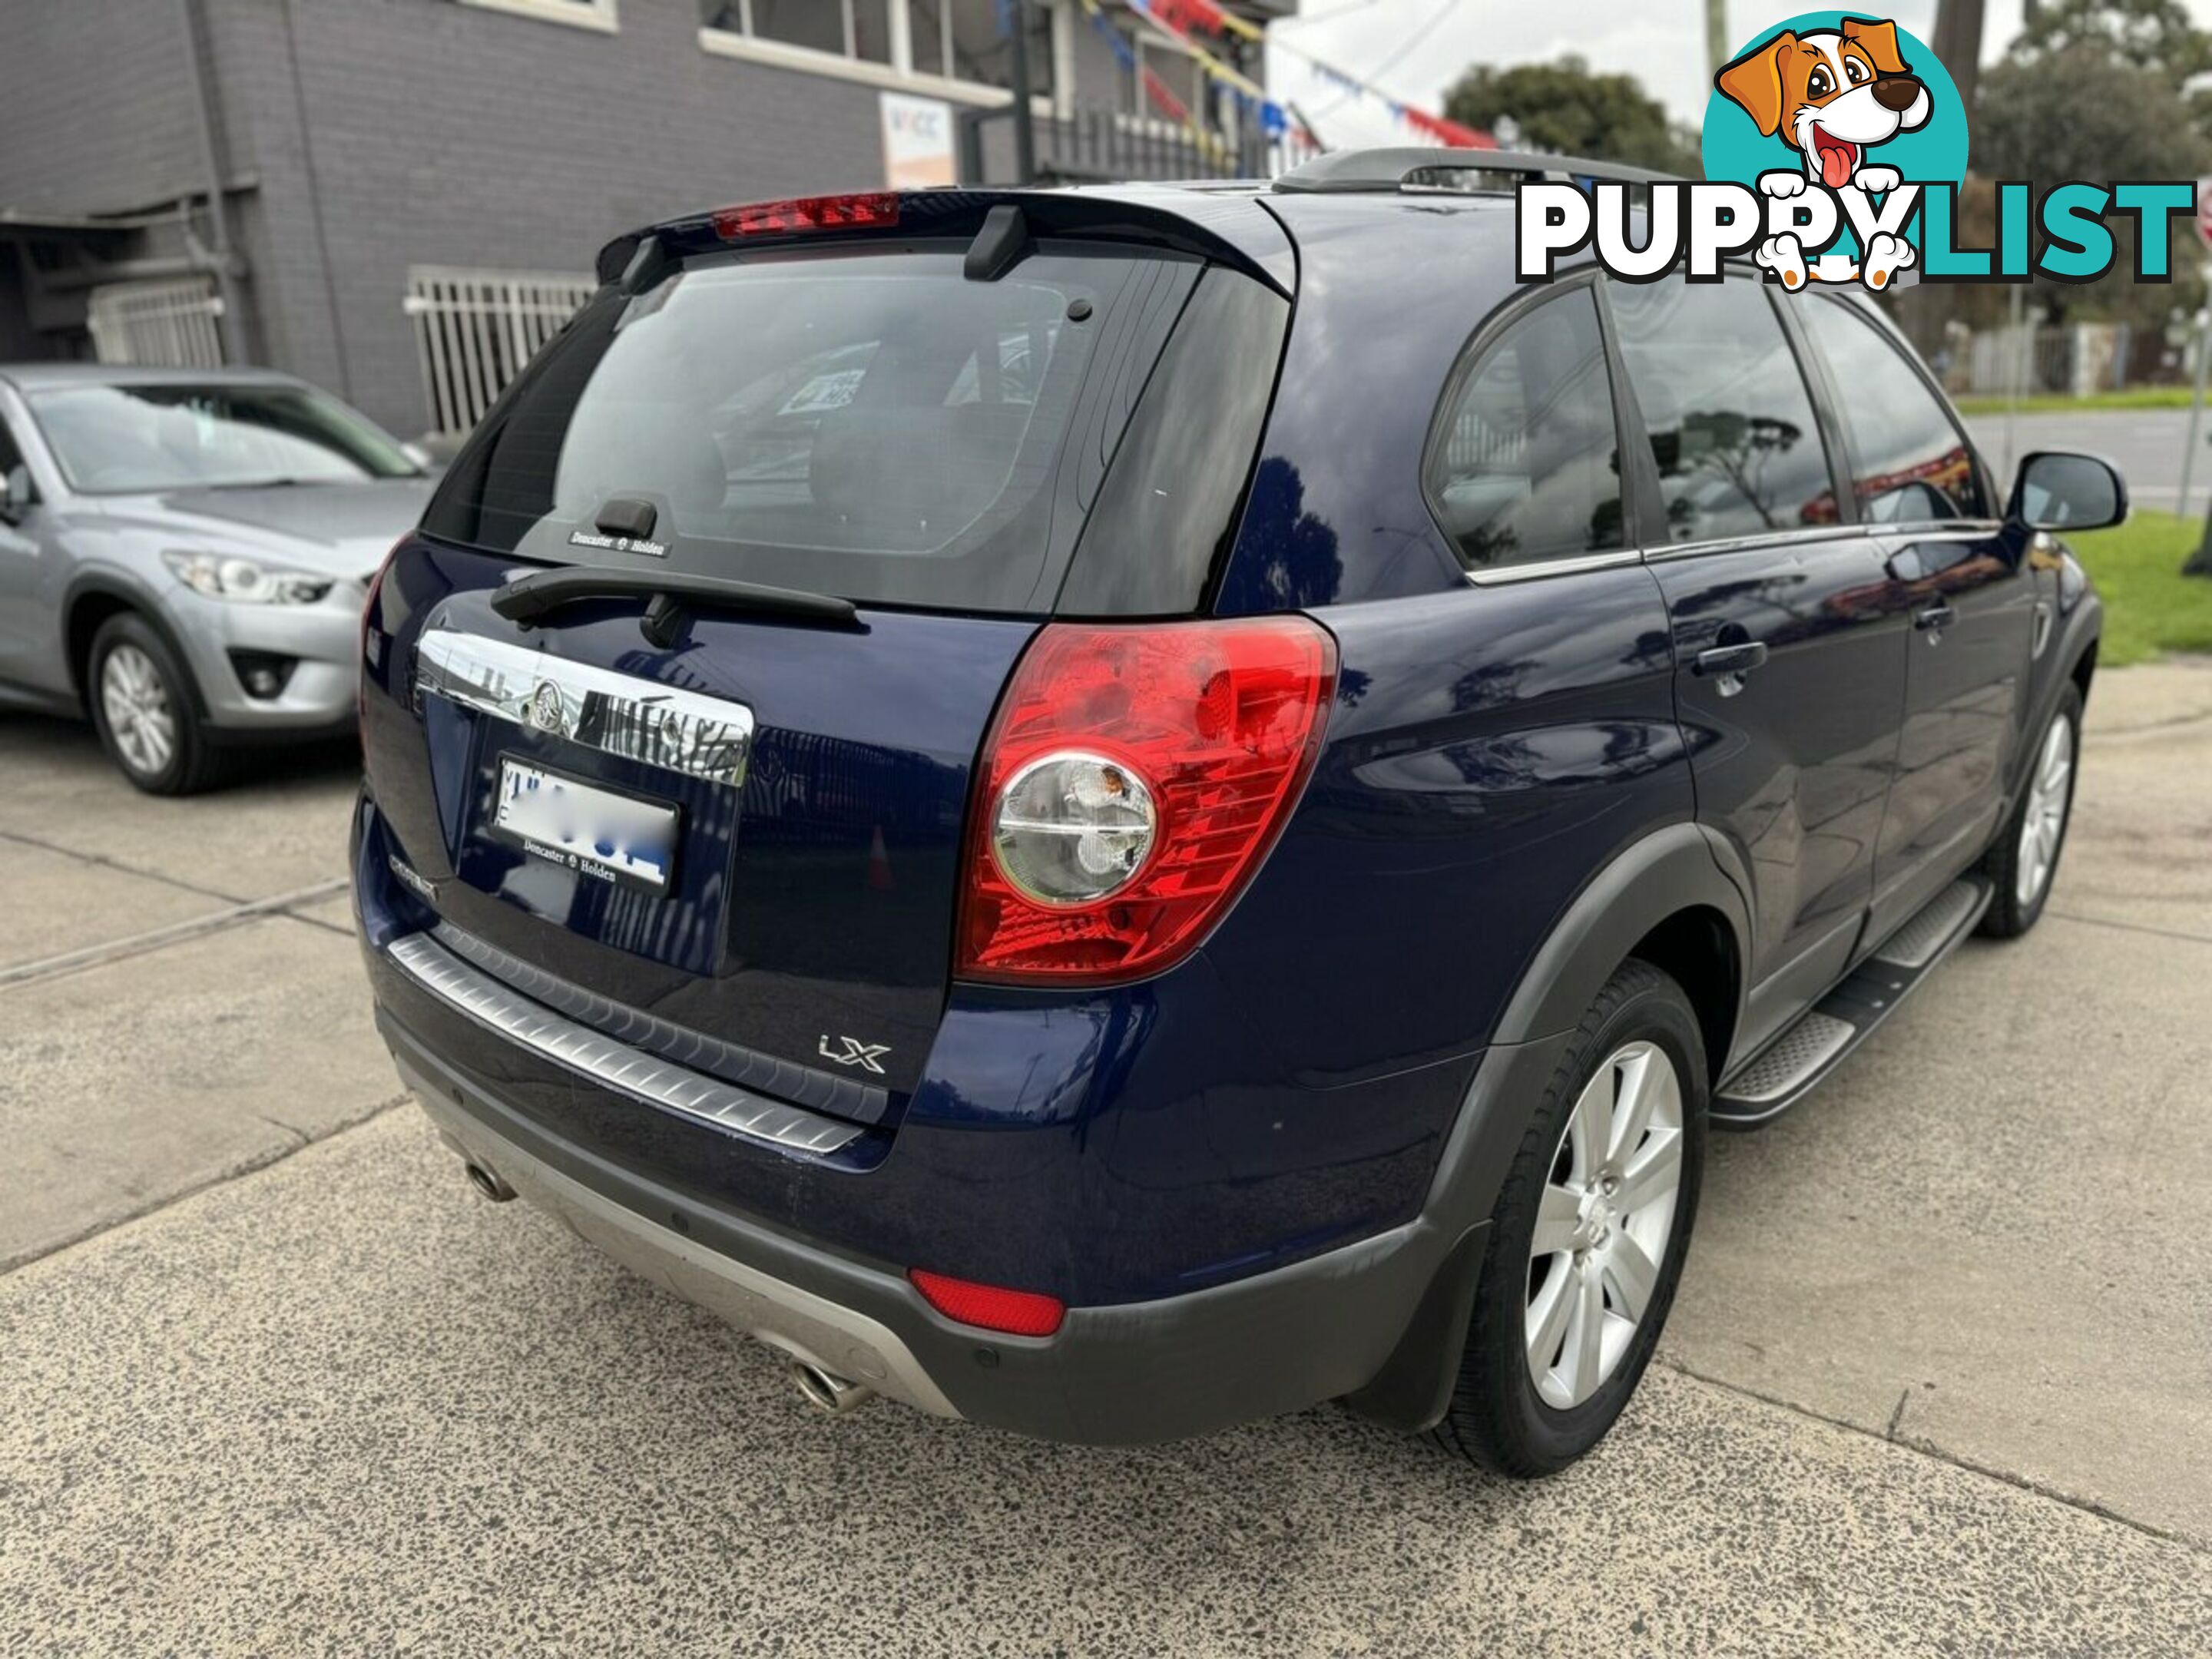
818, 1035, 891, 1075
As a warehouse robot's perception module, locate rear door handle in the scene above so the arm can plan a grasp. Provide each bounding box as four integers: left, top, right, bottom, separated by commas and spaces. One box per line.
1693, 641, 1769, 677
1915, 602, 1957, 632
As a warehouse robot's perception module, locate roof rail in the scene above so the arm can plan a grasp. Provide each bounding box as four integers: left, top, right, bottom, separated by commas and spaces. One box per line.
1272, 147, 1682, 194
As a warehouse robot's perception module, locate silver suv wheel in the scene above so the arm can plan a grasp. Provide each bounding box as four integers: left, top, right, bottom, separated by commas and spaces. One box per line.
1525, 1039, 1686, 1410
99, 642, 178, 779
2016, 714, 2074, 909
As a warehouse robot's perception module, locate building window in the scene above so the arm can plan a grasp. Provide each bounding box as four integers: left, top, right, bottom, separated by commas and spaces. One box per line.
458, 0, 619, 33
699, 0, 1051, 96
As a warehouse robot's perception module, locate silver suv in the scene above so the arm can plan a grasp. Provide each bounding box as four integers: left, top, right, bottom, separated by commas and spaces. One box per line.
0, 365, 432, 793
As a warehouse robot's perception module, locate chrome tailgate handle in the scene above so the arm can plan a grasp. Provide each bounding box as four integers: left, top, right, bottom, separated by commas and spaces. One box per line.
414, 627, 754, 785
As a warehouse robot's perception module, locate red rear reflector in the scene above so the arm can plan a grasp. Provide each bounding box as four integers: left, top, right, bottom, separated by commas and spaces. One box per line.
956, 618, 1336, 985
908, 1269, 1066, 1337
711, 193, 900, 238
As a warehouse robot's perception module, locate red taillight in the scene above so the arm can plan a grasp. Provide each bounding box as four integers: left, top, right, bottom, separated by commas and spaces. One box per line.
711, 192, 900, 238
908, 1269, 1066, 1337
956, 618, 1336, 985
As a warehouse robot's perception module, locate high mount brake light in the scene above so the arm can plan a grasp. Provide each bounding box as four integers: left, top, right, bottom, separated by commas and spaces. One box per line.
957, 618, 1336, 985
710, 193, 901, 239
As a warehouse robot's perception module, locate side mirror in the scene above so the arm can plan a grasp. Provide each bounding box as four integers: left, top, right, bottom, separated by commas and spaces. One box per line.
2008, 451, 2126, 533
0, 463, 34, 526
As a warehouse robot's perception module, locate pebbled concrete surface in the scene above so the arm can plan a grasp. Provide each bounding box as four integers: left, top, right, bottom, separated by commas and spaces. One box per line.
0, 838, 226, 972
1664, 660, 2212, 1548
0, 912, 402, 1270
3, 1111, 2208, 1659
0, 714, 359, 904
3, 666, 2210, 1653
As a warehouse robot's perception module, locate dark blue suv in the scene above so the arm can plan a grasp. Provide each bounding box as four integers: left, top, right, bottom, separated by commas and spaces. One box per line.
354, 151, 2115, 1473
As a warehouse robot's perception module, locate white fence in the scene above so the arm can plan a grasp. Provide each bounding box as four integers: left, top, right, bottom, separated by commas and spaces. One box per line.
402, 267, 595, 439
86, 277, 226, 369
1962, 323, 2131, 399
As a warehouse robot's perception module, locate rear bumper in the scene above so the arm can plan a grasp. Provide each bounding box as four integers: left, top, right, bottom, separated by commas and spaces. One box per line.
379, 1012, 1483, 1445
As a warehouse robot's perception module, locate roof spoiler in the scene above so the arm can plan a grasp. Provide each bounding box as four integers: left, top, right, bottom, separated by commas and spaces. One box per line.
1273, 147, 1683, 194
595, 189, 1294, 298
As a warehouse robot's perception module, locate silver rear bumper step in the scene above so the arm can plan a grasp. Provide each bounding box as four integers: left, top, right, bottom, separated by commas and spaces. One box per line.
386, 932, 864, 1157
404, 1071, 957, 1418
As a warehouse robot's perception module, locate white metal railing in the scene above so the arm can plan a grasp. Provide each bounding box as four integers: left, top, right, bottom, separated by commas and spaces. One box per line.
402, 266, 596, 438
86, 276, 226, 369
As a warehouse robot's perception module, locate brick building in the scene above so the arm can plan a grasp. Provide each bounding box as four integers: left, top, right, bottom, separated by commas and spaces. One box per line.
0, 0, 1291, 441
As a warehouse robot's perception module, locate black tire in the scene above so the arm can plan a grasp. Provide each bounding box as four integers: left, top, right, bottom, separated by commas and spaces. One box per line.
1429, 960, 1707, 1476
84, 612, 230, 796
1976, 682, 2082, 940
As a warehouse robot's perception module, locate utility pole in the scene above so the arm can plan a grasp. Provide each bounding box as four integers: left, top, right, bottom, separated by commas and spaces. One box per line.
1706, 0, 1729, 79
1930, 0, 1987, 114
1008, 0, 1037, 186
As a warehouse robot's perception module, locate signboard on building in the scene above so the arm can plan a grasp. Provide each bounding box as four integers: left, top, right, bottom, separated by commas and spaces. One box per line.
881, 91, 956, 189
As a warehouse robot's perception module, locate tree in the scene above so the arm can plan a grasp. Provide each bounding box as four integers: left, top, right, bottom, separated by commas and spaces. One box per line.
2005, 0, 2212, 135
1442, 56, 1700, 176
1972, 46, 2209, 331
2007, 0, 2212, 79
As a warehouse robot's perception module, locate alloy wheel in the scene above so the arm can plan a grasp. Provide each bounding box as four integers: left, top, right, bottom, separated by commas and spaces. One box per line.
2015, 716, 2074, 909
100, 643, 177, 779
1525, 1040, 1686, 1411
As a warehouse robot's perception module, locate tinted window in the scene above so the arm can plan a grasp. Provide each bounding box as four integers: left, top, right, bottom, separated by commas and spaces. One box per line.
1426, 286, 1624, 571
1800, 296, 1987, 522
0, 415, 22, 477
1610, 277, 1835, 545
26, 382, 417, 495
422, 248, 1267, 616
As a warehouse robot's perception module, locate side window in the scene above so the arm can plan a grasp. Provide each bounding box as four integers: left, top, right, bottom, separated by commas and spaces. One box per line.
1799, 296, 1988, 522
1609, 276, 1836, 545
0, 414, 22, 476
1425, 286, 1625, 571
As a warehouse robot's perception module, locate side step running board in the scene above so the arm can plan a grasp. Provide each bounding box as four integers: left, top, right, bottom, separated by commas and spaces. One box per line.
1714, 876, 1992, 1128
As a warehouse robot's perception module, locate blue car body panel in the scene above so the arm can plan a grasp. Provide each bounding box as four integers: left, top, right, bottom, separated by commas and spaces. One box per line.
354, 176, 2102, 1439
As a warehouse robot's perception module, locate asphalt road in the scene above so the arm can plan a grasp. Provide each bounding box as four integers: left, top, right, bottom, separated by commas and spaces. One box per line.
1968, 406, 2212, 516
4, 661, 2210, 1655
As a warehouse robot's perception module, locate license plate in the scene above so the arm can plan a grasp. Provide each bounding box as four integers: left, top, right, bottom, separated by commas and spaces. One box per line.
490, 758, 677, 895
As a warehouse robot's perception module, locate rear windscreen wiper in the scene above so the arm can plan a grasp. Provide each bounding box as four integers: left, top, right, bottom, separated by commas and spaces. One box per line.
491, 565, 861, 647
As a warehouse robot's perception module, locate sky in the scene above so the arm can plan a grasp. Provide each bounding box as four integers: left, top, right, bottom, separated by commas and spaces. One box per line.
1263, 0, 2212, 144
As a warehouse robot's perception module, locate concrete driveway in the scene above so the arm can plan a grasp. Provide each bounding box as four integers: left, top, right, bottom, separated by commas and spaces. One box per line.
3, 664, 2209, 1656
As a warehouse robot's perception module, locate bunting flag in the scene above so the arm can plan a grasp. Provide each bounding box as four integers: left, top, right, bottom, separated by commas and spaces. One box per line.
1078, 0, 1227, 159
1121, 0, 1490, 151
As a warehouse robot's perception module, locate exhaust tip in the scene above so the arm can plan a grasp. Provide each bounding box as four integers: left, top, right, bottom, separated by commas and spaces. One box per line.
464, 1161, 516, 1203
790, 1359, 873, 1416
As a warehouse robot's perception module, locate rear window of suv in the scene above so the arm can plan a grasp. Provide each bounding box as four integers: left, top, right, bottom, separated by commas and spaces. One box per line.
422, 245, 1286, 616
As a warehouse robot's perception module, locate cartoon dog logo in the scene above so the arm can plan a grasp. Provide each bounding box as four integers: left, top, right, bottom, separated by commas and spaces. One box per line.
1715, 16, 1932, 290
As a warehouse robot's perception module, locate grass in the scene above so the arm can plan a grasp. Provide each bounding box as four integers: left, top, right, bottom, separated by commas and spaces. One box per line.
2065, 509, 2212, 666
1952, 386, 2200, 416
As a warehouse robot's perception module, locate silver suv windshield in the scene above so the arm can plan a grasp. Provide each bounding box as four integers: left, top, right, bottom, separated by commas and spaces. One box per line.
28, 382, 421, 495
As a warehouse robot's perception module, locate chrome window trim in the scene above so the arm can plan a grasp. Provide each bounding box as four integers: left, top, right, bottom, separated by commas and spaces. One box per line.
1459, 518, 2012, 585
1869, 520, 2006, 541
414, 626, 753, 786
1464, 548, 1644, 586
1637, 523, 1867, 563
387, 933, 866, 1156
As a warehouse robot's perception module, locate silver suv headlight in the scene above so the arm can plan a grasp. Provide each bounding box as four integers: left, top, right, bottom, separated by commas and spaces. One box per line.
163, 551, 334, 605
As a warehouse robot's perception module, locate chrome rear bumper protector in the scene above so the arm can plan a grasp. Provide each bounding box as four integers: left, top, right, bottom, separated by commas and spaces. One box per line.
386, 932, 863, 1156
